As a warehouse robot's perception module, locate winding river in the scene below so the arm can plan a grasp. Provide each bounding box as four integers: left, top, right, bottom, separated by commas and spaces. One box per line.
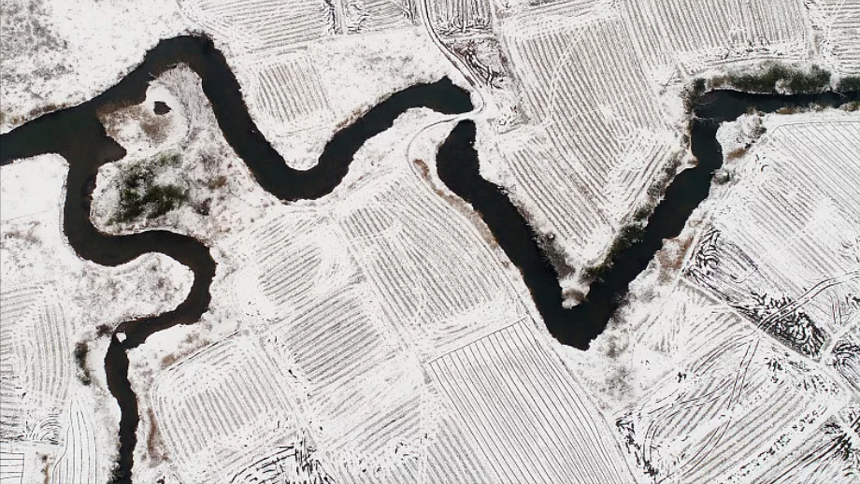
1, 35, 857, 483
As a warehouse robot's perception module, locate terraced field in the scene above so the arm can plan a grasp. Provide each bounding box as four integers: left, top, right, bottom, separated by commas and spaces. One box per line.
426, 322, 632, 484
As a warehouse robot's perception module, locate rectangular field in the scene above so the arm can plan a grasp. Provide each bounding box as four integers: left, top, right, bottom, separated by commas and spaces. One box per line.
426, 322, 635, 484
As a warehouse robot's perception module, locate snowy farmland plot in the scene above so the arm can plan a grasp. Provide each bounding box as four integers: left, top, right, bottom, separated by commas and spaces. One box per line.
3, 0, 860, 483
0, 156, 193, 483
686, 116, 860, 359
580, 109, 860, 481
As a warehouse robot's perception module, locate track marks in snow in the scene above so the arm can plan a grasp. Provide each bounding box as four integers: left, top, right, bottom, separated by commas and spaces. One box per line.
336, 172, 527, 354
626, 323, 845, 483
151, 337, 299, 482
685, 120, 860, 358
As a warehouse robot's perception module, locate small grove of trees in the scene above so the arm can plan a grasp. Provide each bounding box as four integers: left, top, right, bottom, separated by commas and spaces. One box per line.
836, 75, 860, 93
683, 77, 707, 113
536, 232, 576, 279
709, 63, 831, 94
112, 153, 188, 224
581, 154, 682, 282
582, 224, 647, 282
685, 66, 860, 115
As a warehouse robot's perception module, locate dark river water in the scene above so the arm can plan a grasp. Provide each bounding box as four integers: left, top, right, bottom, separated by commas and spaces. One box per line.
438, 91, 858, 349
0, 35, 857, 482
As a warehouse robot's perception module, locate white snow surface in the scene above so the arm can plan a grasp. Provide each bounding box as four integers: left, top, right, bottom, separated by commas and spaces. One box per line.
0, 155, 193, 484
0, 0, 188, 133
570, 108, 860, 482
3, 1, 860, 483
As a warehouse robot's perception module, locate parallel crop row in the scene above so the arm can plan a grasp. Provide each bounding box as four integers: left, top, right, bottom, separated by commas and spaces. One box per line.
180, 0, 328, 54
426, 322, 634, 484
429, 0, 492, 35
152, 338, 297, 482
502, 16, 674, 263
51, 400, 99, 484
684, 121, 860, 356
623, 0, 809, 74
367, 0, 415, 29
266, 290, 393, 390
250, 54, 335, 131
628, 329, 842, 483
0, 445, 24, 483
0, 284, 71, 443
821, 0, 860, 74
335, 173, 525, 352
246, 214, 352, 314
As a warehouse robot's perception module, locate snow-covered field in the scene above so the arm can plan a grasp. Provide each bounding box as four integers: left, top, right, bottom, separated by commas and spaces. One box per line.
576, 109, 859, 481
83, 66, 636, 483
2, 0, 859, 483
0, 155, 192, 483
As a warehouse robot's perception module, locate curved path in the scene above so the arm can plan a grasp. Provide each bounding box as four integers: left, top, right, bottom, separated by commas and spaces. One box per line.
1, 35, 858, 483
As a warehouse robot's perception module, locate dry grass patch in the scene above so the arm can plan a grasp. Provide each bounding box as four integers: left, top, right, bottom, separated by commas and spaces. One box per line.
725, 146, 748, 161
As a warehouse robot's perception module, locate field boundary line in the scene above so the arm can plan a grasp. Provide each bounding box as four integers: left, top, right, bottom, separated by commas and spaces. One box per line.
426, 317, 529, 366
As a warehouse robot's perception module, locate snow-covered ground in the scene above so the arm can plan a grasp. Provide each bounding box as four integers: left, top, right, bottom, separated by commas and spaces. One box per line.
0, 155, 192, 484
570, 108, 860, 481
3, 0, 860, 483
88, 65, 637, 483
0, 0, 188, 133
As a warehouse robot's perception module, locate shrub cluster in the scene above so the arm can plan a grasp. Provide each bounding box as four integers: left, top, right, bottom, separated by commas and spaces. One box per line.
836, 75, 860, 93
74, 341, 92, 386
710, 64, 831, 94
582, 224, 647, 282
113, 154, 188, 224
683, 77, 707, 113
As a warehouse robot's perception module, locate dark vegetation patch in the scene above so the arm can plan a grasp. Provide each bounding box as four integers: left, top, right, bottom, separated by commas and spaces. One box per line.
537, 233, 575, 279
74, 341, 92, 386
582, 224, 646, 282
836, 76, 860, 94
112, 154, 188, 224
140, 113, 170, 141
146, 409, 166, 462
581, 154, 681, 284
709, 63, 831, 94
712, 169, 733, 185
683, 77, 707, 113
725, 146, 749, 161
776, 105, 799, 114
737, 292, 826, 358
842, 101, 860, 112
100, 104, 171, 144
631, 203, 655, 223
206, 175, 228, 189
